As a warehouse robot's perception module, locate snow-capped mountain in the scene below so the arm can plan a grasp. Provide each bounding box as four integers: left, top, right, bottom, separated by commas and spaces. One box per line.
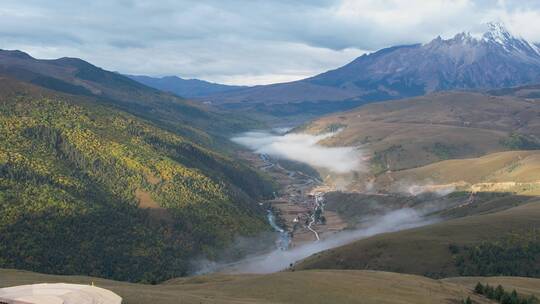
203, 22, 540, 115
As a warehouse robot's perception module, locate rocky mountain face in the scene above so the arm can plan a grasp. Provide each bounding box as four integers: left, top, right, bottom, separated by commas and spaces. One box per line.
128, 75, 246, 98
203, 22, 540, 115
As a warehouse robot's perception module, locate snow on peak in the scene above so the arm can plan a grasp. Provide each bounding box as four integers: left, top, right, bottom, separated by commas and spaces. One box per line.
479, 21, 540, 56
482, 22, 513, 45
425, 22, 540, 57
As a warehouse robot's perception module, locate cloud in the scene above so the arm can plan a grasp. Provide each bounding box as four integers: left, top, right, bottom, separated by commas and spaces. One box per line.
0, 1, 539, 85
232, 130, 363, 174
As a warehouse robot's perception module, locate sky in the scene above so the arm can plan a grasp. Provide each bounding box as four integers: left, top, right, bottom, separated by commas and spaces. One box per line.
1, 0, 540, 85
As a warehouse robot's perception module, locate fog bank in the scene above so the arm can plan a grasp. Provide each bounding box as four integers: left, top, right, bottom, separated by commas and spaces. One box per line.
232, 130, 363, 174
197, 208, 434, 274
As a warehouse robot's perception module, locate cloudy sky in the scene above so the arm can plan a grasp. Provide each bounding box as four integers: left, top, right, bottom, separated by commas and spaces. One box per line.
1, 0, 540, 85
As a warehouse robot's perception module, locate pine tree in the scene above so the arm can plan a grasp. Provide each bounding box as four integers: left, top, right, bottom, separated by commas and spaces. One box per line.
474, 282, 485, 294
485, 284, 495, 299
495, 285, 506, 301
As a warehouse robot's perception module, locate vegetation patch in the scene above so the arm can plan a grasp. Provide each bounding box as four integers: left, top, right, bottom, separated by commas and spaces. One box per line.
453, 230, 540, 277
423, 142, 458, 160
501, 133, 540, 150
371, 144, 405, 174
473, 282, 539, 304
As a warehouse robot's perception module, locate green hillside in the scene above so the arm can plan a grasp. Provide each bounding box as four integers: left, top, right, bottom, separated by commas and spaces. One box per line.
296, 200, 540, 279
0, 77, 274, 283
0, 49, 262, 141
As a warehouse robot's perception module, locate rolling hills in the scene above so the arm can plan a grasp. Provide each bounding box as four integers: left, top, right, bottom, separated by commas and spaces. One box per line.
296, 199, 540, 279
302, 91, 540, 172
375, 150, 540, 195
290, 86, 540, 281
0, 73, 275, 283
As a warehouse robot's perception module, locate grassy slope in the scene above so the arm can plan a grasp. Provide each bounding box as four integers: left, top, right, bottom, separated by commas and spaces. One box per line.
490, 83, 540, 99
0, 268, 512, 304
302, 91, 540, 171
375, 150, 540, 195
0, 77, 274, 282
381, 150, 540, 183
296, 200, 540, 278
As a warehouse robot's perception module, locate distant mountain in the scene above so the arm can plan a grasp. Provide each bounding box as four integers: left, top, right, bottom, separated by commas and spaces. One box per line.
204, 22, 540, 116
128, 75, 246, 98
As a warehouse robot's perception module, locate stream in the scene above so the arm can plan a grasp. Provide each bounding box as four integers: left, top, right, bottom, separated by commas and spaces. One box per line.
266, 210, 290, 250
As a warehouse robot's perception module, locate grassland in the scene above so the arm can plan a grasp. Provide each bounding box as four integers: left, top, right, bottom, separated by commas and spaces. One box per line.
303, 91, 540, 171
3, 268, 532, 304
296, 200, 540, 278
377, 150, 540, 183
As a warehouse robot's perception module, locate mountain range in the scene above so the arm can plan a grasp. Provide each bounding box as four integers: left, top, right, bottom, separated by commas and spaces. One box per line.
127, 75, 245, 98
132, 22, 540, 117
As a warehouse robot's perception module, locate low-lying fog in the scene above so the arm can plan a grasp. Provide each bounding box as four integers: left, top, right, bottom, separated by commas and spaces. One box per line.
232, 130, 363, 174
207, 129, 437, 275
196, 208, 434, 274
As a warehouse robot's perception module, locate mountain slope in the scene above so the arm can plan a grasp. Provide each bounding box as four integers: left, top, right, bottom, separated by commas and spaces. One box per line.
296, 200, 540, 278
375, 150, 540, 195
0, 76, 274, 283
127, 75, 246, 98
302, 91, 540, 172
203, 22, 540, 116
0, 49, 259, 137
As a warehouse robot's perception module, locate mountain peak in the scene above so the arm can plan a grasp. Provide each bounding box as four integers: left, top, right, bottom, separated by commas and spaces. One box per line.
482, 21, 513, 44
0, 49, 34, 60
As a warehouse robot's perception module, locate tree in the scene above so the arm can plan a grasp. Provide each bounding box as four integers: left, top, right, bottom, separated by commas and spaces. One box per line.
474, 282, 484, 295
495, 285, 505, 301
485, 284, 495, 299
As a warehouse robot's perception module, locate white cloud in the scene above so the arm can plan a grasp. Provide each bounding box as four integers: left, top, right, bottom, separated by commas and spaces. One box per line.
232, 131, 363, 174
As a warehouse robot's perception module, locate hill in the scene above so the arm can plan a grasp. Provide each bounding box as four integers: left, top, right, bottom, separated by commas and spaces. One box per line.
374, 150, 540, 195
0, 76, 274, 283
0, 49, 259, 137
296, 200, 540, 279
127, 75, 246, 98
5, 268, 539, 304
301, 91, 540, 171
200, 22, 540, 117
490, 83, 540, 99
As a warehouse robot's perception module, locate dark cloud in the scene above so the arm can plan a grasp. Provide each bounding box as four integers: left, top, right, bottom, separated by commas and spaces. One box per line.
0, 0, 538, 85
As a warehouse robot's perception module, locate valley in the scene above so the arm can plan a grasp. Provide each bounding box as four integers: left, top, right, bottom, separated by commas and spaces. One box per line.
240, 150, 346, 246
4, 7, 540, 303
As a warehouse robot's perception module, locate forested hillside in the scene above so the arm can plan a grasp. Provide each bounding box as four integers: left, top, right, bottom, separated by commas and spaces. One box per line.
0, 49, 261, 140
0, 77, 274, 283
